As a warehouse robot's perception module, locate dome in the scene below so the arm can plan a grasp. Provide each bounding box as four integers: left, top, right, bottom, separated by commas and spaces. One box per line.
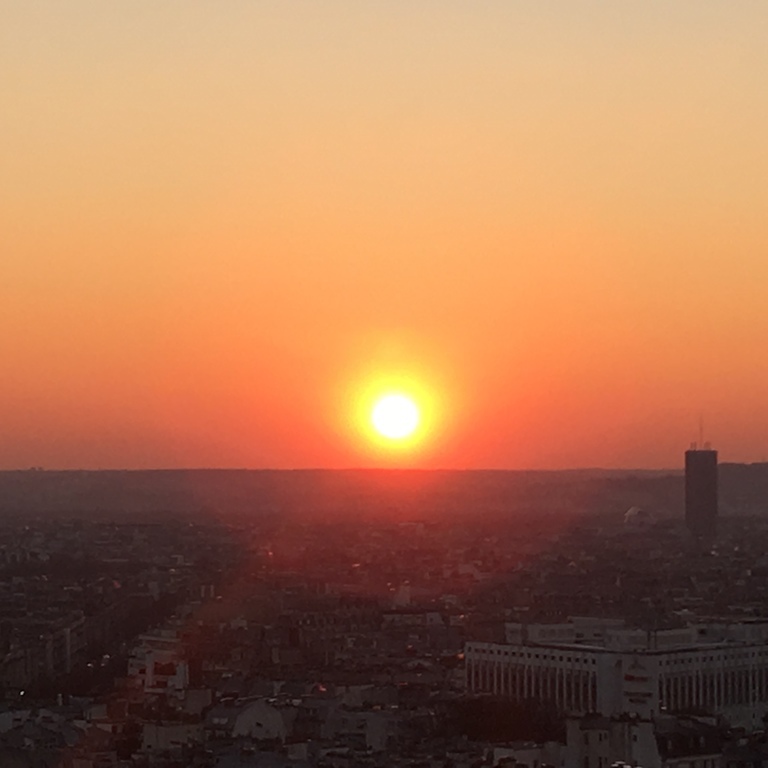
623, 506, 654, 525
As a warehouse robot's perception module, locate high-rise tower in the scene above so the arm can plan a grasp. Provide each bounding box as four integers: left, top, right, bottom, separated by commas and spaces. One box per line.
685, 446, 718, 539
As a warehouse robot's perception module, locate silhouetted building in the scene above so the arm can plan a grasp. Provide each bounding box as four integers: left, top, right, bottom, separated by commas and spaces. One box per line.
685, 446, 717, 539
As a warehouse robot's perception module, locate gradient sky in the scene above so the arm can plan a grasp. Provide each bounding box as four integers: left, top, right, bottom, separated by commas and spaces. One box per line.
2, 1, 767, 470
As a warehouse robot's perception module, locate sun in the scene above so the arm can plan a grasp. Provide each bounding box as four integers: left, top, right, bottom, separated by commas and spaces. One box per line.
371, 393, 420, 440
346, 370, 440, 456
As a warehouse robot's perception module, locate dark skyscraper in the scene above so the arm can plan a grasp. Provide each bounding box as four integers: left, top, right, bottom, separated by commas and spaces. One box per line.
685, 446, 718, 539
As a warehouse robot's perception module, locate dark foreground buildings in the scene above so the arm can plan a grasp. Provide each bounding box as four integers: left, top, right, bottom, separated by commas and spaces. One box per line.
685, 445, 718, 539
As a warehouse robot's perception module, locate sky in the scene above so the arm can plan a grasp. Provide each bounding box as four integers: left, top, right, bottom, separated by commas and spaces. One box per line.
2, 1, 767, 470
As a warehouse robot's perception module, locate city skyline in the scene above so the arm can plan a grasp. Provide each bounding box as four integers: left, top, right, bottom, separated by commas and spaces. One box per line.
2, 2, 767, 470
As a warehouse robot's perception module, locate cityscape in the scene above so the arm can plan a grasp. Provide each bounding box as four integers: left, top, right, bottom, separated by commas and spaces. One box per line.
4, 2, 768, 767
2, 455, 768, 766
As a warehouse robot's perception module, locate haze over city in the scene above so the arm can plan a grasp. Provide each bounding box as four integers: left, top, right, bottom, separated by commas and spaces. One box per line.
6, 6, 768, 766
3, 2, 767, 471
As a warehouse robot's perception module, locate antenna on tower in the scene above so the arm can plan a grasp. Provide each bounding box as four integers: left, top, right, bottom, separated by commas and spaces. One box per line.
698, 414, 704, 450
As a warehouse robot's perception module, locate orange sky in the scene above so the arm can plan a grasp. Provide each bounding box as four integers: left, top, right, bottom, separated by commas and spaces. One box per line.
2, 2, 767, 470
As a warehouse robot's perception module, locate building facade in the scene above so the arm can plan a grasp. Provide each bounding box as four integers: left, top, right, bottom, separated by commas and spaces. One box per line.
465, 619, 768, 729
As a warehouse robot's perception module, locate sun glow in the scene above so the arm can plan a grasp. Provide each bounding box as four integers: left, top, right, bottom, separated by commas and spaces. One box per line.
371, 394, 420, 440
344, 364, 446, 460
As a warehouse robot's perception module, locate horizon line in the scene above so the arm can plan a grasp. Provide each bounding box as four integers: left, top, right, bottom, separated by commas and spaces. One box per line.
0, 465, 698, 473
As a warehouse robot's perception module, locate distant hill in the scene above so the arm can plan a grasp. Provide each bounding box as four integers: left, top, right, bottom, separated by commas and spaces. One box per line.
0, 465, 765, 522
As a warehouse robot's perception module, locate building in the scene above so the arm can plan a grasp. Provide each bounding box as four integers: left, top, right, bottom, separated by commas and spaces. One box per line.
127, 628, 189, 700
565, 713, 724, 768
685, 447, 718, 539
465, 618, 768, 729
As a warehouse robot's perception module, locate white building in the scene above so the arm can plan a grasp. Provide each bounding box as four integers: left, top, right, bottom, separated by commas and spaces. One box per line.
128, 628, 189, 699
465, 618, 768, 729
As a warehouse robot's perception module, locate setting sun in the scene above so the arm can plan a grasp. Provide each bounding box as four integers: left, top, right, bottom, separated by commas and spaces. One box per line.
371, 394, 420, 440
345, 365, 446, 461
